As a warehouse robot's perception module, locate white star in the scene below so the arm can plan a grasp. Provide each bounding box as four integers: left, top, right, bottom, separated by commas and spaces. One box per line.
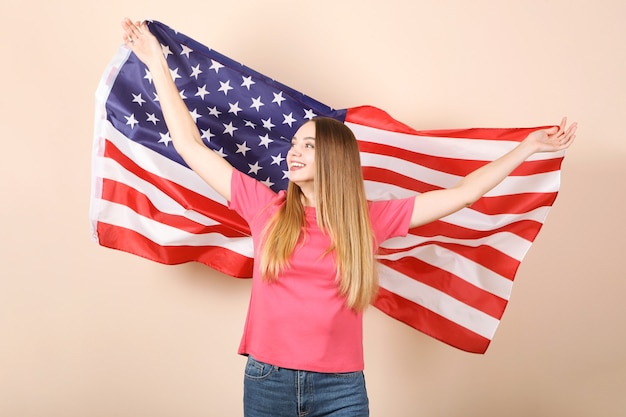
144, 69, 153, 84
146, 113, 160, 125
272, 92, 286, 106
161, 44, 173, 57
248, 161, 262, 175
180, 44, 193, 58
189, 109, 202, 122
190, 64, 203, 79
153, 92, 159, 102
179, 89, 187, 100
281, 170, 289, 180
201, 128, 215, 142
170, 68, 182, 82
223, 122, 238, 137
125, 113, 139, 129
215, 147, 227, 158
283, 112, 296, 127
218, 80, 233, 95
259, 134, 273, 148
195, 85, 210, 100
244, 120, 257, 129
303, 109, 317, 120
158, 132, 172, 146
132, 93, 146, 106
228, 101, 242, 116
241, 76, 255, 90
262, 117, 275, 131
236, 141, 251, 156
208, 106, 222, 117
250, 96, 264, 112
271, 153, 285, 165
209, 60, 224, 73
260, 178, 275, 188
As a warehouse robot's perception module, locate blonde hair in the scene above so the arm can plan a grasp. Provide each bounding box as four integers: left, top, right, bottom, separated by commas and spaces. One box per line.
259, 117, 377, 311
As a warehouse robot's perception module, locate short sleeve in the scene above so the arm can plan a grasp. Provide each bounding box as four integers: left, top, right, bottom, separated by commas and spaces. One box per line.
228, 170, 280, 224
368, 197, 415, 246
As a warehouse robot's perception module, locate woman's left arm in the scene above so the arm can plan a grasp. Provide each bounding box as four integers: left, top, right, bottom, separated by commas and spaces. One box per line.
409, 117, 577, 228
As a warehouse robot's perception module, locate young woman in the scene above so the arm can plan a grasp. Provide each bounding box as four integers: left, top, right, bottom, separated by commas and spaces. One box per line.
121, 18, 577, 417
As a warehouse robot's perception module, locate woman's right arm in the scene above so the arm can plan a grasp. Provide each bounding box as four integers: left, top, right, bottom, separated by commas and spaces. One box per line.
121, 18, 233, 201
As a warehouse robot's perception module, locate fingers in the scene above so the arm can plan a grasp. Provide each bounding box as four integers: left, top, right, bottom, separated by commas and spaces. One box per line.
121, 18, 146, 44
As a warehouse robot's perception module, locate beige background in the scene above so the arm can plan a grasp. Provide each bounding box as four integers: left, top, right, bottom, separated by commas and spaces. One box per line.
1, 0, 624, 416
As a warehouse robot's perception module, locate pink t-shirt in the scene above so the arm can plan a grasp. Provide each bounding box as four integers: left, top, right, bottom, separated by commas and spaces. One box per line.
229, 170, 414, 373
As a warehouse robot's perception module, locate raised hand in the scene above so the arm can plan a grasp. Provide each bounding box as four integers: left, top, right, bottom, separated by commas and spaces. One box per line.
120, 18, 163, 68
525, 117, 577, 153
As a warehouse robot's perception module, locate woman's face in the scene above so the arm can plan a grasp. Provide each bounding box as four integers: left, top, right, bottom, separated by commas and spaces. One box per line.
287, 121, 316, 186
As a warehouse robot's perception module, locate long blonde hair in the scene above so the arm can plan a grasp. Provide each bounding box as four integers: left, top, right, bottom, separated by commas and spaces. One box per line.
259, 117, 377, 311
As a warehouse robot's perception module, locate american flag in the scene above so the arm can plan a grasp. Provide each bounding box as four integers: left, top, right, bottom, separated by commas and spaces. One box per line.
91, 20, 566, 353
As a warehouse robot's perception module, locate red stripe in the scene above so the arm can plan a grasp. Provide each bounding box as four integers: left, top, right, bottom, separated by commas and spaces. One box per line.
103, 138, 250, 234
411, 218, 543, 242
378, 257, 508, 319
101, 178, 247, 237
379, 239, 519, 280
364, 167, 557, 216
358, 141, 563, 177
347, 106, 553, 141
97, 221, 254, 278
373, 287, 491, 354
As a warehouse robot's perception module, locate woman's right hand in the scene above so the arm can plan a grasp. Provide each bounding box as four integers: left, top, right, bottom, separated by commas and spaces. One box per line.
121, 18, 163, 69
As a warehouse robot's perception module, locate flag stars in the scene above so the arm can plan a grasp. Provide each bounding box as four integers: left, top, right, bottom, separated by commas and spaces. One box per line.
189, 109, 202, 122
160, 44, 173, 58
241, 76, 255, 90
228, 101, 242, 116
144, 69, 153, 84
170, 67, 182, 82
201, 127, 215, 142
209, 60, 224, 73
248, 161, 262, 175
303, 109, 317, 120
235, 141, 251, 156
208, 106, 222, 117
223, 121, 238, 137
190, 64, 203, 79
258, 134, 273, 148
272, 92, 286, 106
158, 132, 172, 146
146, 113, 160, 125
283, 112, 296, 127
218, 80, 233, 95
260, 178, 275, 188
180, 44, 193, 58
215, 147, 227, 158
250, 96, 264, 112
244, 120, 257, 129
195, 85, 210, 100
132, 93, 146, 106
271, 153, 285, 165
261, 117, 275, 131
125, 113, 139, 129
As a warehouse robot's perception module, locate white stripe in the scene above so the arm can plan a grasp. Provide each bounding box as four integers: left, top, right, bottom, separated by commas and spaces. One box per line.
365, 181, 553, 229
377, 264, 500, 339
95, 156, 221, 227
361, 152, 562, 195
102, 121, 227, 204
95, 198, 254, 256
347, 121, 565, 162
381, 229, 531, 262
377, 243, 514, 300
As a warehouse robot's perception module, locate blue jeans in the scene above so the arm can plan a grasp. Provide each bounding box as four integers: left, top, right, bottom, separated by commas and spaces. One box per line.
243, 356, 369, 417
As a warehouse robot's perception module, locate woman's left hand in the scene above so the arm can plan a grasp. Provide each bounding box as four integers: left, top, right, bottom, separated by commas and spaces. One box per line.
525, 117, 577, 153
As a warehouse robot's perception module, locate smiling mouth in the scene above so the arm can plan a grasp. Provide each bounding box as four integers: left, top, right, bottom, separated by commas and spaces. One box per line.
290, 162, 305, 170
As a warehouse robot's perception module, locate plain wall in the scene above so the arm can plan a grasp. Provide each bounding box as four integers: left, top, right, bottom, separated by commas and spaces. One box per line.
1, 0, 624, 416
